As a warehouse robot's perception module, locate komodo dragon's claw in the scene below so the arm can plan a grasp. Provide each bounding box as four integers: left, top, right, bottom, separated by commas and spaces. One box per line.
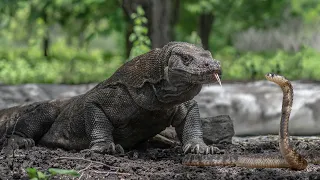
90, 142, 124, 154
5, 135, 35, 149
183, 139, 220, 154
1, 135, 35, 155
209, 146, 220, 154
183, 143, 192, 153
115, 144, 125, 154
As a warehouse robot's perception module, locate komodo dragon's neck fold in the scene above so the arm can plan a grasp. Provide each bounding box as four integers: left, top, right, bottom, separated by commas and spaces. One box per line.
103, 47, 168, 89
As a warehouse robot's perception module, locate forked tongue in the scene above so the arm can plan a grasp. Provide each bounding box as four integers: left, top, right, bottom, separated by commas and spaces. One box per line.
214, 73, 222, 87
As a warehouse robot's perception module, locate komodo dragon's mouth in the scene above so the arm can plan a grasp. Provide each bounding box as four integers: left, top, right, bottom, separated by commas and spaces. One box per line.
188, 70, 222, 85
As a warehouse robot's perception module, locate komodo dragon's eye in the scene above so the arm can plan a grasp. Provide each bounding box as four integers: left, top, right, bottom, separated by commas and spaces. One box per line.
181, 54, 192, 66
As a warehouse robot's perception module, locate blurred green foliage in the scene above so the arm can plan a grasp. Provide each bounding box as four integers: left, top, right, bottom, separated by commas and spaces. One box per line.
216, 47, 320, 80
0, 0, 319, 84
0, 0, 123, 49
0, 43, 123, 84
128, 6, 151, 60
26, 167, 79, 180
0, 44, 318, 84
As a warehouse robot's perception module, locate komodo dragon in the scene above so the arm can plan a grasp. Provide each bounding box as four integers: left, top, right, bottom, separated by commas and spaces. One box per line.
0, 42, 221, 154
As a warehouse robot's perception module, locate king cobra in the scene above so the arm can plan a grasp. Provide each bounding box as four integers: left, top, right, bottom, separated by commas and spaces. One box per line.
183, 73, 319, 170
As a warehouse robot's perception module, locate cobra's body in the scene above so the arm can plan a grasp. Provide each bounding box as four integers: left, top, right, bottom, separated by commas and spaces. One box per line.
269, 73, 307, 170
183, 73, 310, 170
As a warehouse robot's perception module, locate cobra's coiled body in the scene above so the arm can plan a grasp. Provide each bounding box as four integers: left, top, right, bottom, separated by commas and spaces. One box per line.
183, 73, 310, 170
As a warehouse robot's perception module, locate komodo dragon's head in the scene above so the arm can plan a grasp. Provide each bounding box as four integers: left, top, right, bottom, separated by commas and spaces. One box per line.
164, 42, 222, 86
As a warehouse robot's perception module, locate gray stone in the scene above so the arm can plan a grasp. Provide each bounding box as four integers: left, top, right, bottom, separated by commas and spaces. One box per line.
202, 115, 234, 144
151, 115, 234, 147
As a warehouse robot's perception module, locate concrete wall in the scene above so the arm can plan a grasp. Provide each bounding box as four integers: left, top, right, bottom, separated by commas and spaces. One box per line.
195, 81, 320, 135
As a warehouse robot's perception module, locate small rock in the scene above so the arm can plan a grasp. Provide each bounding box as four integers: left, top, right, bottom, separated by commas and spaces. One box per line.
202, 115, 234, 144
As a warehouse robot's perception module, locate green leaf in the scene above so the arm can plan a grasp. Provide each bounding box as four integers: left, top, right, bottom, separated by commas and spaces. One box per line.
136, 6, 145, 16
130, 13, 137, 19
85, 33, 96, 43
129, 34, 137, 42
48, 168, 80, 177
141, 27, 148, 34
133, 26, 143, 33
26, 168, 38, 178
37, 171, 47, 179
141, 17, 148, 23
134, 18, 142, 25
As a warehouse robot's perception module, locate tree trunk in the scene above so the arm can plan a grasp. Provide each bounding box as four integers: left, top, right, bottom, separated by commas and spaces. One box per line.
122, 0, 150, 58
124, 17, 133, 58
150, 0, 171, 48
122, 0, 178, 56
42, 15, 50, 58
43, 30, 50, 57
169, 0, 180, 40
199, 13, 215, 50
42, 2, 51, 58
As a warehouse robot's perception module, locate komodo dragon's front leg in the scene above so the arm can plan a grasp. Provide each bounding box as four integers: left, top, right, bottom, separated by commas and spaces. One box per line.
84, 103, 124, 154
173, 100, 219, 154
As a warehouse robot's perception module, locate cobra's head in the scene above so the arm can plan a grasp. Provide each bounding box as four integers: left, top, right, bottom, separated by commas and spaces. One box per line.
265, 73, 289, 86
164, 42, 221, 85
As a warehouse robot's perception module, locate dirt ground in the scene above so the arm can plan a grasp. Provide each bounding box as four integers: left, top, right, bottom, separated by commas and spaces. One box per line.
1, 136, 320, 180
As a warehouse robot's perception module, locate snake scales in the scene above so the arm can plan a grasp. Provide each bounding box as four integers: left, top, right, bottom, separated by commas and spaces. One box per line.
183, 73, 319, 170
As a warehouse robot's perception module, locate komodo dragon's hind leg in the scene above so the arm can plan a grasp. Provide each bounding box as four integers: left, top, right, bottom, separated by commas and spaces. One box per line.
1, 103, 60, 151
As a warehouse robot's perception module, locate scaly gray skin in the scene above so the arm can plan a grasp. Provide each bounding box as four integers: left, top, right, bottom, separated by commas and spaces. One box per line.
0, 42, 221, 155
